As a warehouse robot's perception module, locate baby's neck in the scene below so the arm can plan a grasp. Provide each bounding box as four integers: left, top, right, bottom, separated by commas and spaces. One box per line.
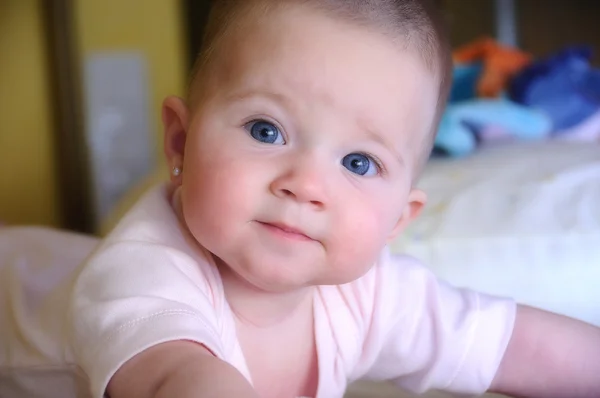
216, 258, 315, 329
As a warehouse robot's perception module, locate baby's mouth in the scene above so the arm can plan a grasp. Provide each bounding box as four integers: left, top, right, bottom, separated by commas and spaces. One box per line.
256, 221, 315, 242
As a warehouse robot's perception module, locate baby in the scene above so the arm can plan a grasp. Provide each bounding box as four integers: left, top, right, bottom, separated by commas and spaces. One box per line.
2, 1, 600, 398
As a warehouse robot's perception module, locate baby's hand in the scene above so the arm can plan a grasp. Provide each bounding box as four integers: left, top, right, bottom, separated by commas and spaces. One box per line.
490, 305, 600, 397
108, 341, 260, 398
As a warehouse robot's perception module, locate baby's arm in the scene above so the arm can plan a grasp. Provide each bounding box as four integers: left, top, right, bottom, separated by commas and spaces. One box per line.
490, 304, 600, 397
107, 341, 259, 398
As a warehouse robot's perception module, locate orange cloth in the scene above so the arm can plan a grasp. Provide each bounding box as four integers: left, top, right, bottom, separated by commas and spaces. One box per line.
453, 37, 532, 98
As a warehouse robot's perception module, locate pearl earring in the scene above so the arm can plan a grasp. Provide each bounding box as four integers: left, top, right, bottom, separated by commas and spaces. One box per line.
172, 166, 182, 177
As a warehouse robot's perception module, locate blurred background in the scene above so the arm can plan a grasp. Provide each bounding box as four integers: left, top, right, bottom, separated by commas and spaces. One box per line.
1, 0, 599, 235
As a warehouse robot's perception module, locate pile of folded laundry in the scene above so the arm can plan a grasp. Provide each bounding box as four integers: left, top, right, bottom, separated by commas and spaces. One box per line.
434, 37, 600, 157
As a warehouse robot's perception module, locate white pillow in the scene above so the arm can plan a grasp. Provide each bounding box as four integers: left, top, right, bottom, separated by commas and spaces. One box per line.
390, 141, 600, 326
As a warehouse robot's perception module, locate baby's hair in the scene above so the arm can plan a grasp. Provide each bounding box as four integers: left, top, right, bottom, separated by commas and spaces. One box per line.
188, 0, 453, 175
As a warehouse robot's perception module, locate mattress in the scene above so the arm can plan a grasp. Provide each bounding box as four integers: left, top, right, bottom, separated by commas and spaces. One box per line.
391, 141, 600, 326
345, 381, 506, 398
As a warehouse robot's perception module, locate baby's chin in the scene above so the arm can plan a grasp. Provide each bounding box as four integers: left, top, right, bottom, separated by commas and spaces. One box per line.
190, 225, 378, 291
222, 255, 372, 292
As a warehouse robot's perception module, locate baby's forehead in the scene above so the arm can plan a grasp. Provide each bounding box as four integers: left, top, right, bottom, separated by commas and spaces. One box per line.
193, 2, 444, 99
205, 9, 437, 106
197, 3, 439, 91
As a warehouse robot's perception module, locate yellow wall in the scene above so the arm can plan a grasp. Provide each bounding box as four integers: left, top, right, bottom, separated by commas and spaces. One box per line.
0, 0, 186, 228
0, 0, 61, 226
75, 0, 187, 167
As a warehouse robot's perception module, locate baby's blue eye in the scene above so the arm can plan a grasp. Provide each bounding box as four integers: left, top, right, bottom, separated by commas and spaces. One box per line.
342, 153, 378, 176
247, 120, 285, 145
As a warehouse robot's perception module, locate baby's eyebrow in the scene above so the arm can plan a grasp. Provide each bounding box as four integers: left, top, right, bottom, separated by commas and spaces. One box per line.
224, 89, 291, 108
362, 125, 405, 167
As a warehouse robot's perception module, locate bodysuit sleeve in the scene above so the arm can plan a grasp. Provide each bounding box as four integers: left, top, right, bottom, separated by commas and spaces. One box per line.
66, 188, 229, 398
358, 248, 517, 395
68, 241, 225, 398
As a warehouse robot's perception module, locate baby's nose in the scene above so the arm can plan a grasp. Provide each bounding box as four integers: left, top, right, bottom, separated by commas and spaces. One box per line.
269, 157, 329, 209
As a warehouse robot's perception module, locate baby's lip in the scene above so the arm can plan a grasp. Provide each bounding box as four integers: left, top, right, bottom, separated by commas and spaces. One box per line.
257, 221, 315, 241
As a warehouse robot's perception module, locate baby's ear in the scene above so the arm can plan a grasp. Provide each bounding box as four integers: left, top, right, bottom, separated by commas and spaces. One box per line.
162, 96, 189, 185
387, 188, 426, 243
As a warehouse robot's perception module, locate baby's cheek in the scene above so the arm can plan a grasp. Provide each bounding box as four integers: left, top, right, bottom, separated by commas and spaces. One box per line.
181, 182, 229, 245
331, 210, 387, 275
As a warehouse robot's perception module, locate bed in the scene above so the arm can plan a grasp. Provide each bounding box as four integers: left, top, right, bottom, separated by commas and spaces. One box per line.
346, 140, 600, 397
97, 139, 600, 398
2, 140, 598, 398
103, 140, 600, 329
350, 140, 599, 398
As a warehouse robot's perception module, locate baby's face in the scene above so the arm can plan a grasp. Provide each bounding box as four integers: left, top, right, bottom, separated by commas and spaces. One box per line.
173, 5, 438, 291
